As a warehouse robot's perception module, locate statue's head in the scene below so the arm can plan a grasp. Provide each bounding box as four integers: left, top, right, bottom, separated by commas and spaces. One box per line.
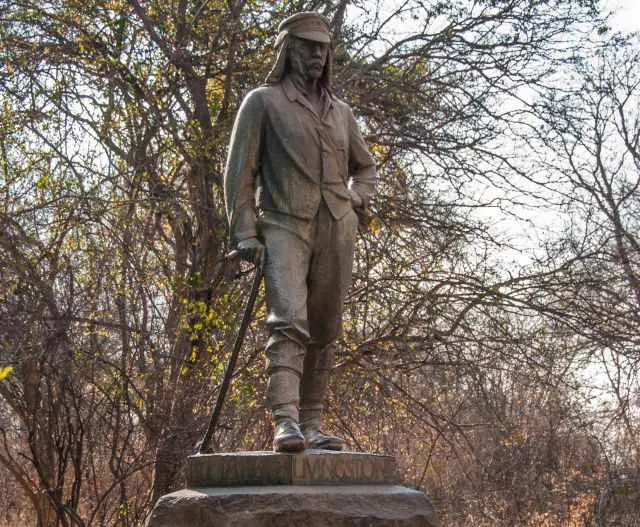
265, 12, 332, 89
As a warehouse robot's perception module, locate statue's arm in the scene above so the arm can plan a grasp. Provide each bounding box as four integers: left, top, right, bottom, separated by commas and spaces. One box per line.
346, 107, 377, 208
223, 90, 265, 247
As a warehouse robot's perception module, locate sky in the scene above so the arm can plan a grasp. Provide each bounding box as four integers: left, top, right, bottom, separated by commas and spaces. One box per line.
605, 0, 640, 33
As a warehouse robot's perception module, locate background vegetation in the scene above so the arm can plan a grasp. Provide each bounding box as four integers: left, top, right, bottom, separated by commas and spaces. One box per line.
1, 0, 639, 525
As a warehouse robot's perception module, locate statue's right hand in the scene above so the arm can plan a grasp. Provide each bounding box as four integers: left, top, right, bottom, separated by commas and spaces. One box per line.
236, 237, 265, 267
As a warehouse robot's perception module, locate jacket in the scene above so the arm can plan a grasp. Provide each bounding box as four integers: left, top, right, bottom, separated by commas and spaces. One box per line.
224, 76, 377, 245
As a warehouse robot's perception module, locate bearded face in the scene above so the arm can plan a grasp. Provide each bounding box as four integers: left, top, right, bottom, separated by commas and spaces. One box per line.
287, 36, 329, 83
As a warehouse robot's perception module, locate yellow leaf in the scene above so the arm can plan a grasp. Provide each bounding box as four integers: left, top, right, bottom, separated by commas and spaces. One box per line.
0, 366, 13, 381
206, 77, 225, 100
368, 216, 384, 236
36, 173, 49, 189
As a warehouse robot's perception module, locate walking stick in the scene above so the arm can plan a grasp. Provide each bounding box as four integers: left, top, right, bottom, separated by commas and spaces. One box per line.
196, 252, 264, 454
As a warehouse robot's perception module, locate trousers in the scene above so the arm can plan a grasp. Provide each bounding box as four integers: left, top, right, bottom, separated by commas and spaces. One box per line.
259, 200, 358, 422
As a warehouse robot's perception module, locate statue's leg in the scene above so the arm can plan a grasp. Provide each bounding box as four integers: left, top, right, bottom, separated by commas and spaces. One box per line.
265, 337, 306, 452
300, 342, 343, 449
300, 204, 358, 449
260, 217, 312, 451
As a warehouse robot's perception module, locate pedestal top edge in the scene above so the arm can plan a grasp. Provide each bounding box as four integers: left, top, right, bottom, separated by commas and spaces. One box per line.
179, 484, 423, 496
189, 450, 394, 460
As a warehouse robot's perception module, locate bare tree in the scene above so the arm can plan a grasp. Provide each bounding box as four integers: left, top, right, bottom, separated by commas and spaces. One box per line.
0, 0, 621, 525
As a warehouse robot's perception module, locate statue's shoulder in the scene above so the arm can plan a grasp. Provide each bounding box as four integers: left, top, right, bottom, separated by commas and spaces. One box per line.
330, 94, 356, 117
240, 86, 265, 103
240, 84, 284, 107
236, 86, 278, 116
251, 84, 286, 97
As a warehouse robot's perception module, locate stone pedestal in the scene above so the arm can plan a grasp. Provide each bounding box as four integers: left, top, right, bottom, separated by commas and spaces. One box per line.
146, 450, 439, 527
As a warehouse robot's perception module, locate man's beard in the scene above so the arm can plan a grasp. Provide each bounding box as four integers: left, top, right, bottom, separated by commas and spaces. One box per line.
308, 62, 324, 79
290, 55, 324, 82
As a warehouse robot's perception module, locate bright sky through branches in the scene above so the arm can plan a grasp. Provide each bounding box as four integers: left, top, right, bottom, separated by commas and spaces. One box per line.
605, 0, 640, 32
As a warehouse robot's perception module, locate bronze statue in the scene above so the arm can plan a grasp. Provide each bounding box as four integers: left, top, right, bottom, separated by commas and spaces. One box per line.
224, 12, 376, 452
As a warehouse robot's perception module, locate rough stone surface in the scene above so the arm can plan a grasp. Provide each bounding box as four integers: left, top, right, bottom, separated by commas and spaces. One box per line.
187, 450, 398, 487
146, 485, 439, 527
149, 451, 439, 526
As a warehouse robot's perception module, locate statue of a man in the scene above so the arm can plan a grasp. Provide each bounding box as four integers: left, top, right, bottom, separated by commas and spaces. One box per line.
224, 12, 376, 452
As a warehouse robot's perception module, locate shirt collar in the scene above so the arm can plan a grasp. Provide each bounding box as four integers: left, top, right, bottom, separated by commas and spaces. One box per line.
282, 75, 334, 114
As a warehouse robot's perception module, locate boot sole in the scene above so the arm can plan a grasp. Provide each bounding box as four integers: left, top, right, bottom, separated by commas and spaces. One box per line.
305, 439, 345, 451
274, 437, 305, 452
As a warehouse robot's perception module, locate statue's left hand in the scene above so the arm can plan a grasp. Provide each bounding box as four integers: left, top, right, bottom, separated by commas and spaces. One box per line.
236, 237, 265, 267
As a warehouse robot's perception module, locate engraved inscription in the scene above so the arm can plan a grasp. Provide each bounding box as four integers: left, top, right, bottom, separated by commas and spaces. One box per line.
188, 452, 398, 487
293, 454, 396, 484
188, 454, 292, 487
